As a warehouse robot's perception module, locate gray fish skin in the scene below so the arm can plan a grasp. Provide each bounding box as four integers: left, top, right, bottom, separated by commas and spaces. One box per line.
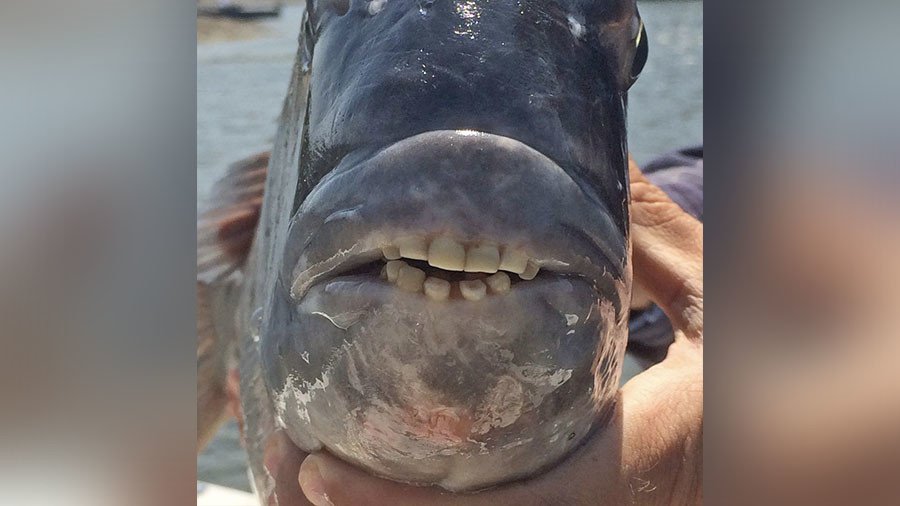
237, 0, 647, 498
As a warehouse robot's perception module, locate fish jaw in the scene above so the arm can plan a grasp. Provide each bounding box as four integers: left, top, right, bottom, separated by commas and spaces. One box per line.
260, 130, 631, 491
286, 130, 627, 302
268, 275, 627, 491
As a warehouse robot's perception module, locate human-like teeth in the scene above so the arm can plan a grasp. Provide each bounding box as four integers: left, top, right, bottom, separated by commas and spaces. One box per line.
427, 237, 466, 271
459, 279, 487, 301
385, 260, 405, 283
519, 260, 540, 281
464, 244, 500, 273
396, 264, 426, 293
396, 236, 428, 261
424, 277, 451, 301
498, 248, 529, 274
485, 272, 511, 294
382, 245, 401, 260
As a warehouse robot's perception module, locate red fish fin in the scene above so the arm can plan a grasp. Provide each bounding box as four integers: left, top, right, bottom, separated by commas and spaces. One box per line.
197, 150, 270, 284
197, 150, 269, 450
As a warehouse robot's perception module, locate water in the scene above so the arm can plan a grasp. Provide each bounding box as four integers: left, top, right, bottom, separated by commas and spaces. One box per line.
629, 1, 704, 164
197, 0, 703, 491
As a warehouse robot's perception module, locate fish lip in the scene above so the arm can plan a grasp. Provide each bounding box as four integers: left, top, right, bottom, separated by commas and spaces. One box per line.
284, 130, 628, 301
286, 223, 621, 305
293, 242, 576, 301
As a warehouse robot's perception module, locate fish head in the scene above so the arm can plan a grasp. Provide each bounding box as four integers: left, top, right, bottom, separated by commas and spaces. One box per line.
261, 0, 647, 492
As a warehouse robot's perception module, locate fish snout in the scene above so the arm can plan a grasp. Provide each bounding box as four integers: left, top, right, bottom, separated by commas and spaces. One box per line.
287, 129, 626, 302
264, 130, 631, 491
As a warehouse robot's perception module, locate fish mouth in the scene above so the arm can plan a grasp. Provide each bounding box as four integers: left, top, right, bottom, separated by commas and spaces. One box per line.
266, 130, 630, 490
284, 130, 628, 305
295, 232, 600, 304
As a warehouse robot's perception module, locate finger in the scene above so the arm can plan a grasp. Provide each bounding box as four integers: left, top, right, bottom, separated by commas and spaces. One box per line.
263, 431, 315, 506
298, 452, 580, 506
629, 157, 703, 341
299, 453, 455, 506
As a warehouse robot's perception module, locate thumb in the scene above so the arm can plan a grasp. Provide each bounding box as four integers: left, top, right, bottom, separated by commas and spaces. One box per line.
298, 453, 463, 506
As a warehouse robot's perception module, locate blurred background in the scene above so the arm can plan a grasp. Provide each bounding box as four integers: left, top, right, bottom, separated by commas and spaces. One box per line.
1, 0, 898, 504
0, 2, 197, 505
196, 0, 703, 491
704, 1, 900, 503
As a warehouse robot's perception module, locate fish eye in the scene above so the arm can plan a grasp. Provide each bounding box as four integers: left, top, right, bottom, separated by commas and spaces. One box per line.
626, 19, 649, 90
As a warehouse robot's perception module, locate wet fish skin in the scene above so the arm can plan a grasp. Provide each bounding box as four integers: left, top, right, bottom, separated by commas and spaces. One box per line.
298, 0, 643, 223
221, 0, 648, 499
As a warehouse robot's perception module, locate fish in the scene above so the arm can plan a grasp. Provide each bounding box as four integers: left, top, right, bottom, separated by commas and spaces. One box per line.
198, 0, 648, 502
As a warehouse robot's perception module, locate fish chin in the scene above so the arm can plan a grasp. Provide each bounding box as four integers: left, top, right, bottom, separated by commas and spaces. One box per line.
278, 274, 624, 491
261, 130, 630, 491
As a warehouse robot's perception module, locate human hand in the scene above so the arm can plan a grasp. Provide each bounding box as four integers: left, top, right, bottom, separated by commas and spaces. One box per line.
292, 159, 704, 506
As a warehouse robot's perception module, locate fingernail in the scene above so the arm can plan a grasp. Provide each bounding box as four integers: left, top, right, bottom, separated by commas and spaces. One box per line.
299, 458, 334, 506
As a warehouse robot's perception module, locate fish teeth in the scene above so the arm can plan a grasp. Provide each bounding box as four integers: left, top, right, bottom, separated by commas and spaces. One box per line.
396, 264, 426, 293
485, 272, 511, 294
464, 244, 500, 273
382, 245, 401, 260
384, 237, 537, 287
427, 237, 466, 271
396, 236, 428, 261
519, 260, 540, 281
499, 248, 529, 274
424, 277, 451, 301
385, 260, 405, 283
459, 279, 487, 301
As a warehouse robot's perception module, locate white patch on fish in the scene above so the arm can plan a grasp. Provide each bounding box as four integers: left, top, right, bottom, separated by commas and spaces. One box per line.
311, 310, 366, 330
472, 375, 525, 434
499, 437, 534, 451
368, 0, 387, 15
512, 364, 573, 388
567, 15, 586, 40
275, 372, 332, 425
